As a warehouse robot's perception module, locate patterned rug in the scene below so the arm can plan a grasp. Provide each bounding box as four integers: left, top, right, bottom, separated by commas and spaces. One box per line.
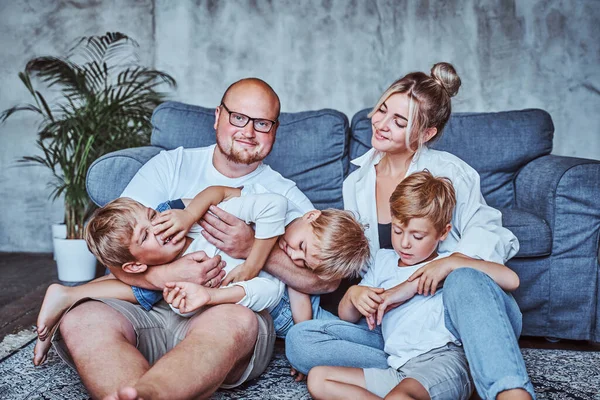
0, 331, 598, 399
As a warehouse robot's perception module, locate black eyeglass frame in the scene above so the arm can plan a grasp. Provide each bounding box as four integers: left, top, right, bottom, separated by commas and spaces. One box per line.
220, 102, 278, 133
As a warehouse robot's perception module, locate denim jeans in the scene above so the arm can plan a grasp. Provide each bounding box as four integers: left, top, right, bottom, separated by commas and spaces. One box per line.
271, 287, 337, 338
285, 268, 536, 399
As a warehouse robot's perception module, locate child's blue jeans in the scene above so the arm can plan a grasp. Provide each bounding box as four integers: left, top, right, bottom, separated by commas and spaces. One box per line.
285, 268, 536, 400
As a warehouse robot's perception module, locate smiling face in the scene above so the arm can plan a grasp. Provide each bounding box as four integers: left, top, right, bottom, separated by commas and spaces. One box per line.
127, 205, 187, 269
214, 80, 280, 166
371, 92, 411, 154
391, 217, 450, 267
278, 211, 322, 271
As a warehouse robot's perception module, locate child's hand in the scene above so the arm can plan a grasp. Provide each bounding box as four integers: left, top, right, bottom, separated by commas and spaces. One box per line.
407, 258, 454, 296
163, 281, 211, 313
348, 285, 384, 328
221, 262, 260, 286
376, 283, 417, 325
152, 209, 196, 244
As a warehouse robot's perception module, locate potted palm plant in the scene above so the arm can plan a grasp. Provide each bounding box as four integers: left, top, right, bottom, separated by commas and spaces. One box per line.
1, 32, 175, 281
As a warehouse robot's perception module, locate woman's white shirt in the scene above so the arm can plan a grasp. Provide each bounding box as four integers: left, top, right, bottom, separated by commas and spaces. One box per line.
343, 147, 519, 271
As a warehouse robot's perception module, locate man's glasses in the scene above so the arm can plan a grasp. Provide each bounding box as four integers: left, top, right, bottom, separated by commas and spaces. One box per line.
220, 103, 277, 133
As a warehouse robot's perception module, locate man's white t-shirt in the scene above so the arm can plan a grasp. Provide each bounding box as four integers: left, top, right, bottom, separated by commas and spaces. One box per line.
121, 144, 314, 217
360, 249, 460, 369
120, 145, 314, 312
182, 185, 299, 313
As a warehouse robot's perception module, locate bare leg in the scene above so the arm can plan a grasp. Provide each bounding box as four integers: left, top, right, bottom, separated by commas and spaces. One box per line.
34, 281, 136, 366
497, 389, 532, 400
106, 304, 260, 400
59, 301, 148, 398
308, 366, 380, 400
384, 378, 430, 400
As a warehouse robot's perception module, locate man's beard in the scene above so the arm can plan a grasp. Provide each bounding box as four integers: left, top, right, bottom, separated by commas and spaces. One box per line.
216, 137, 267, 165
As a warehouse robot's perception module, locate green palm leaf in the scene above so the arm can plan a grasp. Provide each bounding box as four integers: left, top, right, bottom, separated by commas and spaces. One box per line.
1, 32, 175, 239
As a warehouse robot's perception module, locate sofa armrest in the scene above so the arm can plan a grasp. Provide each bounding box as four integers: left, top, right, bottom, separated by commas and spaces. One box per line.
515, 155, 600, 240
515, 154, 600, 340
86, 146, 164, 207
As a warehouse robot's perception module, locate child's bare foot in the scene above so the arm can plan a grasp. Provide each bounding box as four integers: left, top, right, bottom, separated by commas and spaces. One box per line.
36, 283, 72, 341
33, 332, 54, 366
103, 387, 140, 400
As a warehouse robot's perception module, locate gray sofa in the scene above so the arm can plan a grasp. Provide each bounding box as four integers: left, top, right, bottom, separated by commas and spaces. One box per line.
87, 101, 600, 342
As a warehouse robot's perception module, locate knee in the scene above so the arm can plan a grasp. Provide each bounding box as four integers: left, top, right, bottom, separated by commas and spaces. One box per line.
444, 267, 489, 300
307, 366, 328, 399
60, 301, 128, 352
197, 304, 258, 346
59, 301, 101, 338
224, 305, 257, 336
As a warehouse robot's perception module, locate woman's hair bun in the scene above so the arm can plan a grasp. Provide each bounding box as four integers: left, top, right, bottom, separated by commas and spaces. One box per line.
431, 62, 461, 97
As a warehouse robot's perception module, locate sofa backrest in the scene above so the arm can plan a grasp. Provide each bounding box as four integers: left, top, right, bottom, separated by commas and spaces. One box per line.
350, 108, 554, 208
151, 102, 349, 209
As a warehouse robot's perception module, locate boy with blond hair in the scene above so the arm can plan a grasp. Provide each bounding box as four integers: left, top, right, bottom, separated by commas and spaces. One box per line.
307, 171, 520, 400
34, 184, 370, 365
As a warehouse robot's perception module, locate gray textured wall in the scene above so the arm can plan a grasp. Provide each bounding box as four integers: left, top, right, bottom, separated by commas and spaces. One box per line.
1, 0, 599, 252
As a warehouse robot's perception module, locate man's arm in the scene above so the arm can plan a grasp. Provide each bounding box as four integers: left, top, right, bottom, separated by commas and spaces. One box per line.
111, 251, 226, 290
263, 247, 340, 294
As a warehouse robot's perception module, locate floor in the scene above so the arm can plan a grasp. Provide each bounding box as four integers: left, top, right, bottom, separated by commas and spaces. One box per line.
1, 251, 599, 352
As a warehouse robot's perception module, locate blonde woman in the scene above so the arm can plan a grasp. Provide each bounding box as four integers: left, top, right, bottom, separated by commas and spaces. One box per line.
286, 63, 535, 400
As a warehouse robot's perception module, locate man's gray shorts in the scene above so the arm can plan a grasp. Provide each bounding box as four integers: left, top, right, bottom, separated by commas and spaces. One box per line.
363, 343, 473, 399
51, 298, 275, 389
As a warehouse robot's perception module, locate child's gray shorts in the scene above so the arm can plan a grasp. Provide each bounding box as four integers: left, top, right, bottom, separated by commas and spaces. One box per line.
363, 343, 473, 400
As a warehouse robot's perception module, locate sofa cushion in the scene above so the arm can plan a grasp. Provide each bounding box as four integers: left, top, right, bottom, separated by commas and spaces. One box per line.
152, 102, 349, 210
350, 108, 554, 209
499, 207, 552, 257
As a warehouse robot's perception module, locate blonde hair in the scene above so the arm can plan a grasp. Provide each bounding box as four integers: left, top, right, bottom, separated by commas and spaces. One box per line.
389, 170, 456, 233
309, 209, 370, 280
369, 62, 461, 153
84, 197, 142, 268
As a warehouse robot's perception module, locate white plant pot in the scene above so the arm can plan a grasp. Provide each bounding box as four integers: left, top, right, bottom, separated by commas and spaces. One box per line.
53, 238, 97, 282
51, 223, 67, 260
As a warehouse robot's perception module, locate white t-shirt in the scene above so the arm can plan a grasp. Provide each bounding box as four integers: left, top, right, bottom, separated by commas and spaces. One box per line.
360, 249, 460, 369
343, 146, 519, 269
121, 144, 314, 217
120, 145, 314, 312
182, 185, 299, 313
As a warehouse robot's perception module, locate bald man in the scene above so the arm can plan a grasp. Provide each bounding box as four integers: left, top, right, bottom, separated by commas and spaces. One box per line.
51, 78, 337, 400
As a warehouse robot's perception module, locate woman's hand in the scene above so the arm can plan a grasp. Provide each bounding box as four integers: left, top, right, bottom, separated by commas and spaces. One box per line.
407, 255, 459, 295
199, 205, 255, 259
152, 209, 196, 244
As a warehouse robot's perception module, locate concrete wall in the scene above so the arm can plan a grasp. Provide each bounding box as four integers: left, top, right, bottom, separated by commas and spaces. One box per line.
1, 0, 599, 252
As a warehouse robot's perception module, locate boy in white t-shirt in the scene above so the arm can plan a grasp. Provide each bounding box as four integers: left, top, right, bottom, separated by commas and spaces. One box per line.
307, 171, 520, 400
33, 184, 370, 366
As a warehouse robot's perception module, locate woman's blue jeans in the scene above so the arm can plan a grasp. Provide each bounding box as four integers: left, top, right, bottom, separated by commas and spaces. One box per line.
285, 268, 536, 399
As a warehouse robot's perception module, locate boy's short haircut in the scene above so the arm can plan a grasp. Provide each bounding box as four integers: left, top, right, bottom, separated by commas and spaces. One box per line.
84, 197, 142, 268
389, 170, 456, 233
310, 209, 370, 280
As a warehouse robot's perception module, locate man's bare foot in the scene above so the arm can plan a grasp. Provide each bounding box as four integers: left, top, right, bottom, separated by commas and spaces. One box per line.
103, 387, 141, 400
36, 283, 72, 341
